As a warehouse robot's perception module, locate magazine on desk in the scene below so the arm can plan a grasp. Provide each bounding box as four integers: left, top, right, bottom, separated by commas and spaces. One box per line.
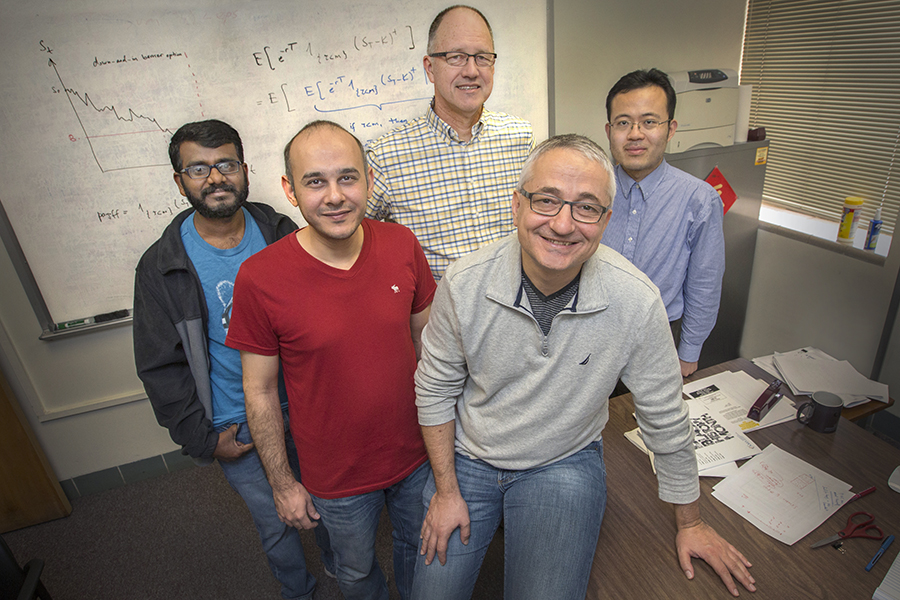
624, 395, 762, 476
686, 397, 761, 470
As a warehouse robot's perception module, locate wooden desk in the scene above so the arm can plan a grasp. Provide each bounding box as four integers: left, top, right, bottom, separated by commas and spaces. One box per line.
587, 361, 900, 599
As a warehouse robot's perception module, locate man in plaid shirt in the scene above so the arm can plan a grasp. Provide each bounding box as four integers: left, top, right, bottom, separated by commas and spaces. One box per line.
366, 5, 534, 279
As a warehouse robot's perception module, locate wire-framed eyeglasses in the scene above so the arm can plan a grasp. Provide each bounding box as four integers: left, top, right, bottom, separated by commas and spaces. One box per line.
519, 189, 609, 224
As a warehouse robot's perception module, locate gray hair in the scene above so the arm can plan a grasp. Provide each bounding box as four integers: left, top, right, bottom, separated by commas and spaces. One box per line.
517, 134, 616, 207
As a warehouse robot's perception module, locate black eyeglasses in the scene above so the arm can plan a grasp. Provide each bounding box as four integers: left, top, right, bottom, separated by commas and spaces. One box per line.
519, 189, 609, 224
180, 160, 242, 179
428, 52, 497, 68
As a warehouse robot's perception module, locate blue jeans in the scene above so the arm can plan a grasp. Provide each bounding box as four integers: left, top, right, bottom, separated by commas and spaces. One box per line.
311, 461, 430, 600
218, 414, 333, 600
411, 440, 607, 600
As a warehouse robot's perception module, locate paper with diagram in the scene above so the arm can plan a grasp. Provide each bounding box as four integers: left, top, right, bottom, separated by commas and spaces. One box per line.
712, 444, 853, 545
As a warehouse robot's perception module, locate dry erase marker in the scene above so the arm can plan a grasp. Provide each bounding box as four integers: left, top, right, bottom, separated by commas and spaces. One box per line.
57, 317, 94, 330
866, 535, 894, 571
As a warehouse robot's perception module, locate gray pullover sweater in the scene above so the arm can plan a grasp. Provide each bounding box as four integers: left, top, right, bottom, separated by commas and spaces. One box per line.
416, 234, 700, 504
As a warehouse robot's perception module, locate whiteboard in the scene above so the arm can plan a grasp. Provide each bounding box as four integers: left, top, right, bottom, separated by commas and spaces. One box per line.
0, 0, 548, 324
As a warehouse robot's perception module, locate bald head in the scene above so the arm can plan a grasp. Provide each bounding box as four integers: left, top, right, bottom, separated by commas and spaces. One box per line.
283, 120, 367, 187
427, 5, 494, 54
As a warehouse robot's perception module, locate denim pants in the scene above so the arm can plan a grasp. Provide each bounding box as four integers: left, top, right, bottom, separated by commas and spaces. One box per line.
411, 440, 607, 600
311, 461, 431, 600
218, 414, 333, 600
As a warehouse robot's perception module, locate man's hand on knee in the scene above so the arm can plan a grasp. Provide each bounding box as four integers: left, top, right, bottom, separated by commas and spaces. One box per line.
273, 482, 321, 530
421, 490, 470, 566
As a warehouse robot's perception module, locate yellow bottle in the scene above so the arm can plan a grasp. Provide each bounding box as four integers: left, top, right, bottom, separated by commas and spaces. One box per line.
837, 196, 864, 243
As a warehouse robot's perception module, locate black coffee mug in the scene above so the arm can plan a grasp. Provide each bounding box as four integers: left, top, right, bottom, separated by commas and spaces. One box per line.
796, 391, 843, 433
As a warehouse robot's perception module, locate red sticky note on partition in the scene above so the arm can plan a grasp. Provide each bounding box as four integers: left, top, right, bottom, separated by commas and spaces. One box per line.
705, 167, 737, 214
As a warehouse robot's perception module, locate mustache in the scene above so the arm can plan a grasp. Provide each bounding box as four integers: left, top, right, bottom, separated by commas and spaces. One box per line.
201, 183, 238, 199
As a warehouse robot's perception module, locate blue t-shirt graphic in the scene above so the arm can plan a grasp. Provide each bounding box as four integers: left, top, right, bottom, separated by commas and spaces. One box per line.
181, 208, 268, 428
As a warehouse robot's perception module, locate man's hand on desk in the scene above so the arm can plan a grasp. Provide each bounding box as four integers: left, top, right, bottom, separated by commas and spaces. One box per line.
675, 502, 756, 596
680, 359, 699, 377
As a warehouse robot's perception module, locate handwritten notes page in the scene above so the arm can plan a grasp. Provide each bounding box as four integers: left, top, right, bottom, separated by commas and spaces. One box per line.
712, 444, 853, 545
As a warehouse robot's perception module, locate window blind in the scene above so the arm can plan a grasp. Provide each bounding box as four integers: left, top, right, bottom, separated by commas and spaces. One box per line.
740, 0, 900, 236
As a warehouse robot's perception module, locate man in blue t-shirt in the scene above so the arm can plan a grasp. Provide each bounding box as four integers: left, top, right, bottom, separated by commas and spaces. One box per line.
134, 120, 330, 600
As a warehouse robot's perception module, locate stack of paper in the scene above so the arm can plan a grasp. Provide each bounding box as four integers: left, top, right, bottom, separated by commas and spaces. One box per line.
753, 347, 889, 408
712, 444, 853, 545
874, 551, 900, 600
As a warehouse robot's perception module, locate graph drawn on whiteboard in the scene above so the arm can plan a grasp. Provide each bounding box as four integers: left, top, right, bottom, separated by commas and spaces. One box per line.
46, 54, 195, 173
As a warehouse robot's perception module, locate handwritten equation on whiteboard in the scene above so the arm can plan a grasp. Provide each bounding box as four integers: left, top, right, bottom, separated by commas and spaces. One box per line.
711, 444, 853, 545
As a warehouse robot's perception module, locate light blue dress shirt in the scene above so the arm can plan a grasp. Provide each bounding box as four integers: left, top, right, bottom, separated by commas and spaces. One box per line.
601, 160, 725, 363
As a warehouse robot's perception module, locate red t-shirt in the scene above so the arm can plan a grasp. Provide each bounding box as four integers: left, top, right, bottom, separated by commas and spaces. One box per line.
227, 219, 436, 498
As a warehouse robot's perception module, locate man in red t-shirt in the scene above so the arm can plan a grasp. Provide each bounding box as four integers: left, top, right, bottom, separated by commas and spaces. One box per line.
226, 121, 436, 600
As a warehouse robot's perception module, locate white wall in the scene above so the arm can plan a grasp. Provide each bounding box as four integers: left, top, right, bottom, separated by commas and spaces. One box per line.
742, 233, 900, 417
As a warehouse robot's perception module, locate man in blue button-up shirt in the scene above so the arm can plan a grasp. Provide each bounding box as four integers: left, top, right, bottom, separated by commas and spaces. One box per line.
602, 68, 725, 377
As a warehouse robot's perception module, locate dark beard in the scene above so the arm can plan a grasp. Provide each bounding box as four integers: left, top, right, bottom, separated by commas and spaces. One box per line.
186, 181, 249, 219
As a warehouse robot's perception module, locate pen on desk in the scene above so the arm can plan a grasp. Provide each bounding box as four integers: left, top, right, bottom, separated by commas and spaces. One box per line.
866, 535, 894, 571
850, 485, 876, 502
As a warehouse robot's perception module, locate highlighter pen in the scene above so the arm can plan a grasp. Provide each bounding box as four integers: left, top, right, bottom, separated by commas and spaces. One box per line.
866, 535, 894, 572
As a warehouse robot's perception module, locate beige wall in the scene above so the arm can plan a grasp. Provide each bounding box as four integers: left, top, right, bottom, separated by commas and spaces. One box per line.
0, 233, 177, 480
552, 0, 747, 151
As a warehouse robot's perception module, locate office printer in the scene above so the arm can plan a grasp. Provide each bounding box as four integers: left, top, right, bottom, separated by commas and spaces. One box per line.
666, 68, 739, 153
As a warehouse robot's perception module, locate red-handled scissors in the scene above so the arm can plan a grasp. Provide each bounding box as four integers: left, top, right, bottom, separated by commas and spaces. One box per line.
810, 511, 884, 548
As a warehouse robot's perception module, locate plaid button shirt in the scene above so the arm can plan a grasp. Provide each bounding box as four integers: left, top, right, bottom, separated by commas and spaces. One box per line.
366, 105, 534, 280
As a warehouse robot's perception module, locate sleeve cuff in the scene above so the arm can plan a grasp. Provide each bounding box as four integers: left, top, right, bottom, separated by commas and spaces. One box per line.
677, 340, 702, 363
